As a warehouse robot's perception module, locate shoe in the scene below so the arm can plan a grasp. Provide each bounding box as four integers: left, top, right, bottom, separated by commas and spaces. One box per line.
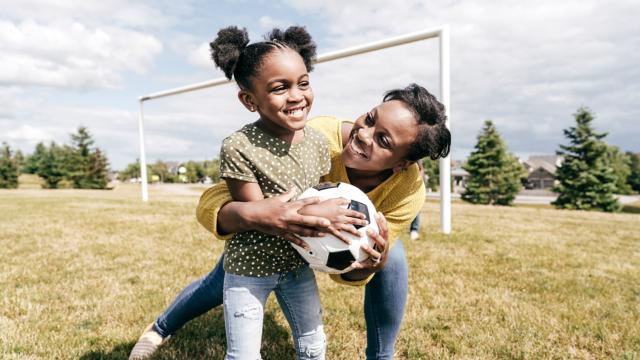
410, 230, 420, 241
129, 323, 170, 360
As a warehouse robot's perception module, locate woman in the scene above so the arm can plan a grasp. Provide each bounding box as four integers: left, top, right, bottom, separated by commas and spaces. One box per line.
130, 83, 451, 360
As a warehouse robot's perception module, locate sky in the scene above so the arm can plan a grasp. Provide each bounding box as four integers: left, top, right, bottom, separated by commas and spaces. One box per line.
2, 0, 639, 170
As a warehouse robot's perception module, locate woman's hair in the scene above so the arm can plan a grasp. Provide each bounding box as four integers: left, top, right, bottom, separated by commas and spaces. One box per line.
210, 26, 317, 90
383, 83, 451, 161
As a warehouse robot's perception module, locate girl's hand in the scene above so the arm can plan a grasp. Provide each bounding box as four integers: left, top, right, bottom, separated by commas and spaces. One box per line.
297, 198, 369, 244
349, 212, 389, 272
248, 190, 333, 250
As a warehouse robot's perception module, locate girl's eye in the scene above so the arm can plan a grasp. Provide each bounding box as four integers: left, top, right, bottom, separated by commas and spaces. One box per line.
272, 86, 286, 93
299, 81, 309, 89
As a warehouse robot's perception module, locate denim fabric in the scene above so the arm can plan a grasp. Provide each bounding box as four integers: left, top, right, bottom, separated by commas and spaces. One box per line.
154, 241, 409, 359
223, 267, 326, 360
364, 240, 409, 360
154, 254, 226, 338
409, 215, 420, 232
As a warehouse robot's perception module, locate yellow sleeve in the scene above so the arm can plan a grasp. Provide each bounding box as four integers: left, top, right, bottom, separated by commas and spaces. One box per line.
195, 182, 234, 240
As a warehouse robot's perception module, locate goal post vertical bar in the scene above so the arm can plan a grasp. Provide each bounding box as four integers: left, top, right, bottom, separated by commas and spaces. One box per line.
439, 26, 452, 234
138, 100, 149, 202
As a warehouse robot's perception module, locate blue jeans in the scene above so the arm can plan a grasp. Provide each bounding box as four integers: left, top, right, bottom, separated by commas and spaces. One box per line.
154, 241, 408, 359
223, 267, 325, 360
410, 215, 420, 232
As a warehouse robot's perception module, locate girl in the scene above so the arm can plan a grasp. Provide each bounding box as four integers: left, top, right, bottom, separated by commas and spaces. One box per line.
211, 25, 330, 360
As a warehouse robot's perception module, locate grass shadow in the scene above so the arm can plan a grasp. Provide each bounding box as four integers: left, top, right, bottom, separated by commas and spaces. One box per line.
79, 308, 295, 360
621, 203, 640, 214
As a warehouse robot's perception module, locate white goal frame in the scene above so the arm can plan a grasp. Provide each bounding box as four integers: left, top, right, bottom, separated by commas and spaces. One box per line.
137, 26, 452, 234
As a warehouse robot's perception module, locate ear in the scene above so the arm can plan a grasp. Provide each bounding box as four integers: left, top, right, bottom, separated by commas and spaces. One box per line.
237, 90, 257, 112
392, 160, 414, 173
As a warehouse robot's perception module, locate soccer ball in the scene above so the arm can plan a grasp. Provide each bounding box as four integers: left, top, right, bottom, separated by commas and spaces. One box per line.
291, 182, 379, 274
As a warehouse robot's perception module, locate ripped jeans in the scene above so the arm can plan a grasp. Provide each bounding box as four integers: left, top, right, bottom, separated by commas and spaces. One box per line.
223, 266, 326, 360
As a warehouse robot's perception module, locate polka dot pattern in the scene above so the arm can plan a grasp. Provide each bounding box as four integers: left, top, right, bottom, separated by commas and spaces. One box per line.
220, 122, 331, 277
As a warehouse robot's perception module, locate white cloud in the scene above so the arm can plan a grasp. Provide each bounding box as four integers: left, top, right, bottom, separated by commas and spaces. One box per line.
0, 19, 163, 89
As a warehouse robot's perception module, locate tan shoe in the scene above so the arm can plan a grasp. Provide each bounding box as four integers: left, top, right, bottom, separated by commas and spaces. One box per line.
129, 323, 169, 360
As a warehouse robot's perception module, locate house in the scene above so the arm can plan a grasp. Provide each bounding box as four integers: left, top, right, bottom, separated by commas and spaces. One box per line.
450, 160, 469, 193
522, 155, 563, 189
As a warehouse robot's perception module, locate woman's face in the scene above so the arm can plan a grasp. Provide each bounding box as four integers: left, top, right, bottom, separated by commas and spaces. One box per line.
342, 100, 418, 172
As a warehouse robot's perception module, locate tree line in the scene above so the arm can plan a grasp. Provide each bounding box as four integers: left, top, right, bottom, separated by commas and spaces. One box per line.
0, 127, 109, 189
430, 107, 640, 212
118, 159, 220, 184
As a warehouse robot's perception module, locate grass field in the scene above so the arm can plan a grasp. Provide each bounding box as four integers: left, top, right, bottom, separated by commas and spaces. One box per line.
1, 184, 639, 359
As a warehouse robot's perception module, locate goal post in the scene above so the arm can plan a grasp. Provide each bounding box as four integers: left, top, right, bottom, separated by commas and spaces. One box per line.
137, 25, 452, 234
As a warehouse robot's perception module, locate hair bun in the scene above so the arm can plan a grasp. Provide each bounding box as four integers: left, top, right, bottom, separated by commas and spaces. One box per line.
210, 26, 250, 80
266, 26, 317, 72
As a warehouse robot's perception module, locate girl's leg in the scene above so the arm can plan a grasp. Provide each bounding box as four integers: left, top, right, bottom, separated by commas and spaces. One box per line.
223, 272, 275, 360
154, 253, 226, 337
364, 240, 409, 360
275, 266, 326, 360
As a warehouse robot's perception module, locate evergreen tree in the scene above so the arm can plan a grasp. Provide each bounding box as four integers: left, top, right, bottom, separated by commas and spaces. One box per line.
0, 143, 20, 189
552, 107, 620, 212
14, 150, 25, 172
627, 151, 640, 193
68, 127, 109, 189
36, 142, 69, 189
23, 142, 47, 174
422, 158, 440, 191
461, 120, 526, 205
604, 146, 632, 194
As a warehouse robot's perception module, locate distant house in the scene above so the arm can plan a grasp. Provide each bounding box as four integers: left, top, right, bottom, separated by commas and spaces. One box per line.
451, 160, 469, 194
522, 155, 563, 189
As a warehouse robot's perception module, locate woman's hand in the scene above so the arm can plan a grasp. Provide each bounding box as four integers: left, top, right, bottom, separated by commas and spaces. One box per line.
297, 198, 368, 244
342, 212, 389, 280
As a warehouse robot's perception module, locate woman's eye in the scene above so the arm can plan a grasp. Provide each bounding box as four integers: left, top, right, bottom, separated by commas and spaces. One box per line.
378, 135, 390, 148
364, 114, 374, 126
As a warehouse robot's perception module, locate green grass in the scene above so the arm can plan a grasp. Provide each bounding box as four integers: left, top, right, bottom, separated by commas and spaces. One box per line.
1, 185, 639, 359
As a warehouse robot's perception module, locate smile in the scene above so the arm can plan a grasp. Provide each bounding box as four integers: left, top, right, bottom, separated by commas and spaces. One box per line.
348, 133, 369, 160
284, 106, 306, 116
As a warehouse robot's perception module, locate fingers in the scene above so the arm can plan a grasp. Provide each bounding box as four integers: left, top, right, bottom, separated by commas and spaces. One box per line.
283, 233, 310, 250
290, 213, 331, 229
275, 189, 298, 203
327, 226, 352, 244
334, 222, 361, 238
375, 212, 388, 240
287, 224, 326, 238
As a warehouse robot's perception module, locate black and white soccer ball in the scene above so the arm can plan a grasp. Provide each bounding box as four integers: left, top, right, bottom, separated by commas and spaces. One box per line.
291, 182, 378, 274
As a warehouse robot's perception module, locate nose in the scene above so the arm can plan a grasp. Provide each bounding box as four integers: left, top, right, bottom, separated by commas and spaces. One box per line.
287, 87, 304, 102
356, 127, 373, 146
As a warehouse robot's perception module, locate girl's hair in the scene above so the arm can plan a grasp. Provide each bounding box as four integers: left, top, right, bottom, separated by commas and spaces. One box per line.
383, 83, 451, 161
210, 26, 317, 90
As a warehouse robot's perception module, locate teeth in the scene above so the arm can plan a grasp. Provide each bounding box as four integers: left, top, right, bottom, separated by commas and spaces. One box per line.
350, 136, 367, 158
286, 107, 304, 115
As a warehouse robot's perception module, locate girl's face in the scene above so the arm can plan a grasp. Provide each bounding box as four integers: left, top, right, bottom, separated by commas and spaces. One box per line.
240, 48, 313, 136
342, 100, 418, 172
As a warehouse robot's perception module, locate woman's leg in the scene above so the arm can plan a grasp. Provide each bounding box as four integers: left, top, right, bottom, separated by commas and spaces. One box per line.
275, 266, 326, 360
154, 253, 226, 337
223, 272, 275, 360
364, 240, 409, 360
